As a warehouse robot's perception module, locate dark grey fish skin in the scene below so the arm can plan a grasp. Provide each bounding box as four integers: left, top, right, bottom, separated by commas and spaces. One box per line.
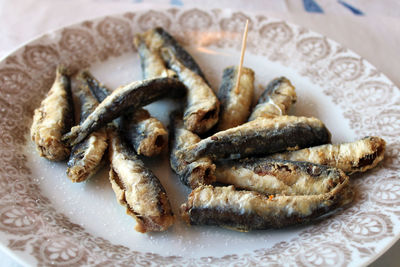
217, 66, 254, 131
269, 136, 386, 175
161, 47, 220, 134
108, 126, 174, 233
75, 83, 99, 123
80, 71, 169, 156
215, 158, 348, 195
62, 77, 186, 147
133, 34, 176, 80
180, 183, 353, 232
66, 84, 108, 183
249, 77, 297, 121
169, 112, 216, 189
181, 116, 331, 162
78, 70, 109, 102
31, 65, 74, 161
140, 27, 209, 84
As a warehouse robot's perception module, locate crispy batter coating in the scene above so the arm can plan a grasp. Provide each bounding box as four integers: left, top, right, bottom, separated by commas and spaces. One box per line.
215, 158, 348, 195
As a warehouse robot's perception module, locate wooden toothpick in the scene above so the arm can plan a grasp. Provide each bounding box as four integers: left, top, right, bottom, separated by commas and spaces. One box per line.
234, 19, 249, 94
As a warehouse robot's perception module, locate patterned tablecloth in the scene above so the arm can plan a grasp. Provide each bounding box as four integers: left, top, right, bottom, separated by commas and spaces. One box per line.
0, 0, 399, 266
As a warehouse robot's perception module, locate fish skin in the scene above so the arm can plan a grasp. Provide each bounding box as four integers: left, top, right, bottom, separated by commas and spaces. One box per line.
181, 116, 331, 162
108, 126, 174, 233
215, 158, 348, 195
78, 70, 110, 102
62, 77, 186, 147
249, 77, 297, 121
141, 27, 209, 84
269, 136, 386, 175
31, 65, 74, 161
169, 112, 216, 189
66, 84, 108, 183
217, 66, 254, 131
161, 47, 220, 134
80, 70, 169, 157
180, 183, 353, 232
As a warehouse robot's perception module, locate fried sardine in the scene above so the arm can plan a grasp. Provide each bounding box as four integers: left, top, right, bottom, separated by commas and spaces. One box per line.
215, 158, 349, 195
217, 66, 254, 130
66, 83, 108, 182
169, 112, 215, 189
138, 27, 209, 83
62, 77, 185, 146
181, 183, 353, 232
161, 48, 220, 134
80, 71, 168, 157
181, 116, 331, 162
269, 136, 386, 174
31, 65, 74, 161
108, 126, 174, 232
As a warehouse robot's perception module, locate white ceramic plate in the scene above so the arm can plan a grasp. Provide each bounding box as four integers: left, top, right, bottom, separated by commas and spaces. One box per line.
0, 8, 399, 266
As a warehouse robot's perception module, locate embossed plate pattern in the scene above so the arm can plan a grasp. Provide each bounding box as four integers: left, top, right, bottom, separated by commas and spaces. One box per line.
0, 8, 399, 266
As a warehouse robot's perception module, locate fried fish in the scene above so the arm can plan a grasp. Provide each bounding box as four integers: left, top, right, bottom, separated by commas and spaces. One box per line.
169, 112, 215, 189
181, 116, 331, 162
161, 47, 219, 134
181, 183, 353, 232
66, 84, 108, 182
133, 33, 176, 79
62, 77, 185, 146
215, 158, 348, 195
31, 65, 74, 161
80, 71, 168, 157
108, 126, 174, 233
269, 136, 386, 174
139, 27, 209, 84
217, 66, 254, 130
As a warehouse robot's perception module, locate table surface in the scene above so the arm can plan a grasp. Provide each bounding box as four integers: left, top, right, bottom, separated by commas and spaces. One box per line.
1, 0, 399, 266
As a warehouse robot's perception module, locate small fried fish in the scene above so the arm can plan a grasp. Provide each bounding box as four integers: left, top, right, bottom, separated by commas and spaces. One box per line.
269, 136, 386, 175
31, 65, 74, 161
161, 47, 220, 134
66, 84, 108, 183
215, 158, 348, 195
217, 66, 254, 131
108, 126, 174, 233
140, 27, 209, 84
80, 71, 168, 157
169, 112, 216, 189
181, 183, 353, 232
133, 34, 176, 79
181, 116, 331, 162
62, 77, 185, 147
